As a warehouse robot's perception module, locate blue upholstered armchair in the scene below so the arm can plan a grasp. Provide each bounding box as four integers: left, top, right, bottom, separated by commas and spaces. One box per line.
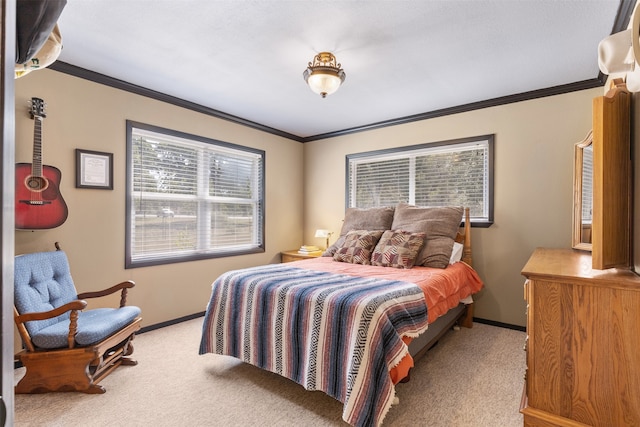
13, 247, 142, 394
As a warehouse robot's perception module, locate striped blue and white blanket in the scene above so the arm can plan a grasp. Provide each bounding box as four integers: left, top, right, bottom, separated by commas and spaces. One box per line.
199, 263, 429, 427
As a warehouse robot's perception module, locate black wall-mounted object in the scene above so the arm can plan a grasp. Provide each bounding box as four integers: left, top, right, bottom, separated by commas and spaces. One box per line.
16, 0, 66, 64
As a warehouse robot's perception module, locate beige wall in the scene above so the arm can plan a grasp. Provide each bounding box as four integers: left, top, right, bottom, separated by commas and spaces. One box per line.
14, 67, 604, 331
14, 70, 304, 335
303, 88, 601, 327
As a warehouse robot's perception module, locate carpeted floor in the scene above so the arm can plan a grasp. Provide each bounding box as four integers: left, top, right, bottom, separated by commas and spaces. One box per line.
14, 318, 525, 427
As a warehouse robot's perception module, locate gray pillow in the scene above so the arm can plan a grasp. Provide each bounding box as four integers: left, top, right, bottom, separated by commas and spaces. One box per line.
390, 203, 463, 269
323, 206, 395, 256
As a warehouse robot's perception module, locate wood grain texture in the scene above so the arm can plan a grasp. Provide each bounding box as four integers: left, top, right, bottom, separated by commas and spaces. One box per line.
592, 84, 631, 269
521, 248, 640, 426
14, 277, 142, 394
15, 317, 141, 394
280, 250, 322, 262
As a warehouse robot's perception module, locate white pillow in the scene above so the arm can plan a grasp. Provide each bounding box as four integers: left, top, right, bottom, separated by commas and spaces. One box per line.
449, 242, 464, 264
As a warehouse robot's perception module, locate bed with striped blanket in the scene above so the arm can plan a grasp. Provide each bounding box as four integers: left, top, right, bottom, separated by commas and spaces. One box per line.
199, 258, 482, 427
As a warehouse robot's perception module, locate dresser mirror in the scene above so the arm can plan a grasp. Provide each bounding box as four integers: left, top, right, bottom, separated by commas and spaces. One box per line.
585, 82, 630, 269
572, 130, 593, 251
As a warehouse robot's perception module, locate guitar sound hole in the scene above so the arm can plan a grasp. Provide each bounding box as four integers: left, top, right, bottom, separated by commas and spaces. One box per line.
25, 176, 47, 192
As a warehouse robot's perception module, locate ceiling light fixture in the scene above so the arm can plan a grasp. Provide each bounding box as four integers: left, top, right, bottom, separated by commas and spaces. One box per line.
303, 52, 346, 98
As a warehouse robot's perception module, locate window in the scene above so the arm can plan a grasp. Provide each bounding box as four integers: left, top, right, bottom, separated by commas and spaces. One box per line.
126, 121, 265, 268
347, 135, 493, 226
581, 144, 593, 225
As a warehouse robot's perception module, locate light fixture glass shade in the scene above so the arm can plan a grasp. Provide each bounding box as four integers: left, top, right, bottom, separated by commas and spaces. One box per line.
303, 52, 346, 98
306, 73, 343, 97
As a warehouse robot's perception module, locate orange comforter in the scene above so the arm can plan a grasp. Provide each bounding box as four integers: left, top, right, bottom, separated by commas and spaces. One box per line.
287, 257, 484, 383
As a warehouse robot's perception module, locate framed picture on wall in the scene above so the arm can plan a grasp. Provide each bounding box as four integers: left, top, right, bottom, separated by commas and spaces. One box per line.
75, 149, 113, 190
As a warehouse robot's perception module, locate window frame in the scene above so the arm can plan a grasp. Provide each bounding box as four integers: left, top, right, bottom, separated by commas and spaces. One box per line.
125, 120, 265, 268
345, 134, 494, 227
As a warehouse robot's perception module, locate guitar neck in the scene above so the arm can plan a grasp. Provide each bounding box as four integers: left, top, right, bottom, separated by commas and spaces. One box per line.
32, 116, 43, 177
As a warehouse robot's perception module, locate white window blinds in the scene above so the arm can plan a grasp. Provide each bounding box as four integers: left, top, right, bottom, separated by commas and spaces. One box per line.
581, 145, 593, 223
348, 136, 493, 224
126, 122, 265, 267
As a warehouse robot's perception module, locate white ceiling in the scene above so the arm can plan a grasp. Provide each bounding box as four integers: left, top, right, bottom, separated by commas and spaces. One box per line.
53, 0, 626, 140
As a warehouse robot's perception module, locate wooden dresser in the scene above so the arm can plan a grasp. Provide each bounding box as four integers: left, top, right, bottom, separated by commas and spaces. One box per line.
520, 248, 640, 426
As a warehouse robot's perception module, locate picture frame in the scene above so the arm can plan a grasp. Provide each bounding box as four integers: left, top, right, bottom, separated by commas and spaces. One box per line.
75, 149, 113, 189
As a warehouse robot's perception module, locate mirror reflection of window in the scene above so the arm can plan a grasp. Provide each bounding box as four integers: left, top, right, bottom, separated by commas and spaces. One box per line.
581, 145, 593, 244
572, 130, 593, 251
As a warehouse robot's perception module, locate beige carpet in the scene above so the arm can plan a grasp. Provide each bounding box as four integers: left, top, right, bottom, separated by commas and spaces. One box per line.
14, 318, 525, 427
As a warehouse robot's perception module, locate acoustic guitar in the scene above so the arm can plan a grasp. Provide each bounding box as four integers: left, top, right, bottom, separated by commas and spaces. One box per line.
15, 97, 68, 229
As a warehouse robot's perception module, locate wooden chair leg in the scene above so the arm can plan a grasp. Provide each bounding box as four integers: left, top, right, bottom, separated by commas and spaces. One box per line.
120, 335, 137, 365
15, 319, 141, 394
16, 348, 105, 394
121, 357, 138, 366
115, 335, 137, 366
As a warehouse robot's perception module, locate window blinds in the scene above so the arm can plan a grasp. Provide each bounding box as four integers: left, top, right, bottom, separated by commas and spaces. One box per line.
581, 145, 593, 222
348, 138, 491, 222
127, 123, 264, 267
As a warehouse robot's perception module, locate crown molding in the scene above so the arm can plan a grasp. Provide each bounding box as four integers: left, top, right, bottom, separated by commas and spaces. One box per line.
50, 60, 606, 144
48, 61, 305, 142
301, 78, 605, 142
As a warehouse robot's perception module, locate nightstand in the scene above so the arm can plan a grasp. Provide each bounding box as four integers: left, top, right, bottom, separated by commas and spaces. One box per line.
281, 250, 323, 263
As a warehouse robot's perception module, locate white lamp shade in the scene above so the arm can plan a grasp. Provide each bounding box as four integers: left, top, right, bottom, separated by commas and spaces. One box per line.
315, 229, 330, 238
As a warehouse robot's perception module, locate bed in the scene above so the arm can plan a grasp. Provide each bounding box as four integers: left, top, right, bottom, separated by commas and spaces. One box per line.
199, 204, 484, 427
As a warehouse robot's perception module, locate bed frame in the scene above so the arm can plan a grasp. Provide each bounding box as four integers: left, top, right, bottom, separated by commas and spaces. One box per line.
407, 207, 474, 364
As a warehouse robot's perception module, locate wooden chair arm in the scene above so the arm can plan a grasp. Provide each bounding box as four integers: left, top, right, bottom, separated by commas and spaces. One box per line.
14, 300, 87, 324
76, 280, 135, 308
15, 300, 87, 350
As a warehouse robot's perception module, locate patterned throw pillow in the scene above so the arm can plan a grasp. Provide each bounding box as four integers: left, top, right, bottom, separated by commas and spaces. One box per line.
322, 206, 395, 257
333, 230, 384, 265
371, 230, 426, 269
390, 203, 464, 269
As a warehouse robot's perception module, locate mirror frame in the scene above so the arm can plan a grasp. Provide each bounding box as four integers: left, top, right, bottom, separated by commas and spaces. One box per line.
572, 130, 593, 251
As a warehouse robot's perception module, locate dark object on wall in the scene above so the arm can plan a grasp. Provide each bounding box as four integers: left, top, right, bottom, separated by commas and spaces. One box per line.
75, 149, 114, 190
16, 0, 66, 64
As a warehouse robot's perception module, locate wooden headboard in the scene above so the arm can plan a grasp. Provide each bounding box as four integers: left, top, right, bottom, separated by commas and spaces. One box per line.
454, 207, 472, 267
